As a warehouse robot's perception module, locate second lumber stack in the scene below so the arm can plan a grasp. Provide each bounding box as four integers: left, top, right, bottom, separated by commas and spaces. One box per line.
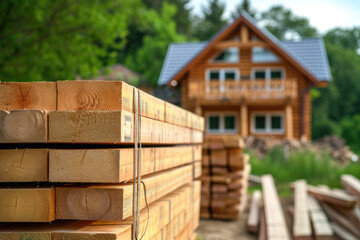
200, 135, 250, 220
0, 80, 204, 240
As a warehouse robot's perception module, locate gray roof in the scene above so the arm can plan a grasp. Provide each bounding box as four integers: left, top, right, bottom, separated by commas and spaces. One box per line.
157, 11, 331, 85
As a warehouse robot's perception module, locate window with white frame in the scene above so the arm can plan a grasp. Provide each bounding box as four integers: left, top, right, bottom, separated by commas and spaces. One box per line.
206, 113, 237, 133
206, 69, 239, 82
252, 69, 284, 80
213, 47, 239, 63
252, 113, 284, 134
252, 47, 280, 63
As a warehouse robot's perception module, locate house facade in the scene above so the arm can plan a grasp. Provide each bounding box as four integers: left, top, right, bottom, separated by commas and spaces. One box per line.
158, 12, 331, 140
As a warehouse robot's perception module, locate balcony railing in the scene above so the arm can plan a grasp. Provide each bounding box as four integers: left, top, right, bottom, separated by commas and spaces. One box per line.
188, 79, 297, 101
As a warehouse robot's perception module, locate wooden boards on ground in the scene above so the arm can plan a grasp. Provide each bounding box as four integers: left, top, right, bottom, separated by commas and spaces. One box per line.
307, 196, 333, 240
293, 180, 311, 240
247, 190, 262, 233
341, 174, 360, 203
261, 175, 290, 240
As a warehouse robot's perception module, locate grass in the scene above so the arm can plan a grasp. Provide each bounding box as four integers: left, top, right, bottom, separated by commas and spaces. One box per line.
246, 146, 360, 196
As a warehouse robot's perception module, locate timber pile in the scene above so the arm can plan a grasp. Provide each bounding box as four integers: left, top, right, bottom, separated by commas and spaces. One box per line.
0, 81, 204, 240
246, 174, 360, 240
200, 135, 250, 220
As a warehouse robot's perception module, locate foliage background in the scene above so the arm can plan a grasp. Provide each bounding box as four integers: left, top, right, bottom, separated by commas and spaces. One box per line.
1, 0, 360, 152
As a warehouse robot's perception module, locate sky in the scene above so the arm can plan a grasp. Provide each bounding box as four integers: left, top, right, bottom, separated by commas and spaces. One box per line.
189, 0, 360, 33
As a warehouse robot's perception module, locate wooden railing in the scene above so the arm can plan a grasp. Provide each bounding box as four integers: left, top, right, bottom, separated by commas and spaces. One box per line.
188, 79, 297, 100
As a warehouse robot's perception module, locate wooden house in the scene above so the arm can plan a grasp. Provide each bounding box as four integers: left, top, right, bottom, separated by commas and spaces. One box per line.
158, 12, 331, 140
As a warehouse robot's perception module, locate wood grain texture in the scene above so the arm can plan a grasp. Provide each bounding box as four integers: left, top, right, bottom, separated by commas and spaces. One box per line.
0, 110, 47, 143
307, 196, 333, 240
293, 180, 311, 240
341, 174, 360, 203
56, 165, 193, 220
0, 82, 56, 111
49, 146, 200, 183
57, 80, 134, 113
48, 110, 133, 144
164, 102, 188, 127
0, 149, 48, 182
0, 188, 55, 222
139, 90, 164, 121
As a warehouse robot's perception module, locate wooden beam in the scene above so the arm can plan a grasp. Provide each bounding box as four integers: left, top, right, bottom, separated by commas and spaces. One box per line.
49, 110, 202, 144
0, 110, 47, 143
307, 196, 333, 240
322, 203, 360, 238
0, 149, 48, 182
57, 80, 134, 113
164, 102, 188, 128
56, 165, 193, 220
241, 24, 249, 43
341, 174, 360, 203
0, 188, 55, 222
0, 82, 56, 111
261, 175, 290, 240
241, 104, 248, 137
293, 180, 311, 240
247, 190, 262, 233
331, 222, 358, 240
285, 104, 293, 139
215, 41, 267, 49
258, 207, 267, 240
306, 185, 357, 208
49, 146, 201, 183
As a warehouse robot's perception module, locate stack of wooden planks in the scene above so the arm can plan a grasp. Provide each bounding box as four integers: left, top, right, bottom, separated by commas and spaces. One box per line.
0, 81, 204, 240
200, 135, 250, 220
247, 174, 360, 240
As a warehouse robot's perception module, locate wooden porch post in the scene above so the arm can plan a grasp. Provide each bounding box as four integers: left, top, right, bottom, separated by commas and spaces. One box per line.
240, 103, 248, 137
285, 104, 293, 139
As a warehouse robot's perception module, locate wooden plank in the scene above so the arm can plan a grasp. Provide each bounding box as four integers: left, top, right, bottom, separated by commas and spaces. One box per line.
331, 222, 358, 240
247, 190, 262, 233
0, 188, 55, 222
0, 110, 47, 143
0, 181, 200, 239
49, 110, 202, 144
341, 174, 360, 203
0, 82, 56, 111
307, 196, 333, 240
164, 102, 188, 127
187, 110, 205, 131
258, 207, 267, 240
56, 165, 193, 220
261, 174, 290, 240
322, 203, 360, 238
0, 149, 48, 182
49, 146, 199, 183
306, 185, 357, 208
285, 104, 293, 139
57, 80, 134, 113
293, 180, 311, 240
139, 90, 165, 121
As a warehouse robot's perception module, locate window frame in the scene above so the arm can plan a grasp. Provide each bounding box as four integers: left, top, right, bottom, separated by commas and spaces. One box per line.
206, 68, 240, 83
206, 112, 238, 134
251, 112, 284, 134
251, 68, 285, 81
211, 47, 240, 63
251, 47, 280, 63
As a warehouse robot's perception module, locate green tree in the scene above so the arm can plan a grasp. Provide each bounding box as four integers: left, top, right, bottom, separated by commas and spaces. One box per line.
0, 0, 139, 82
324, 27, 360, 53
193, 0, 226, 41
230, 0, 257, 20
125, 3, 185, 86
260, 5, 318, 40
